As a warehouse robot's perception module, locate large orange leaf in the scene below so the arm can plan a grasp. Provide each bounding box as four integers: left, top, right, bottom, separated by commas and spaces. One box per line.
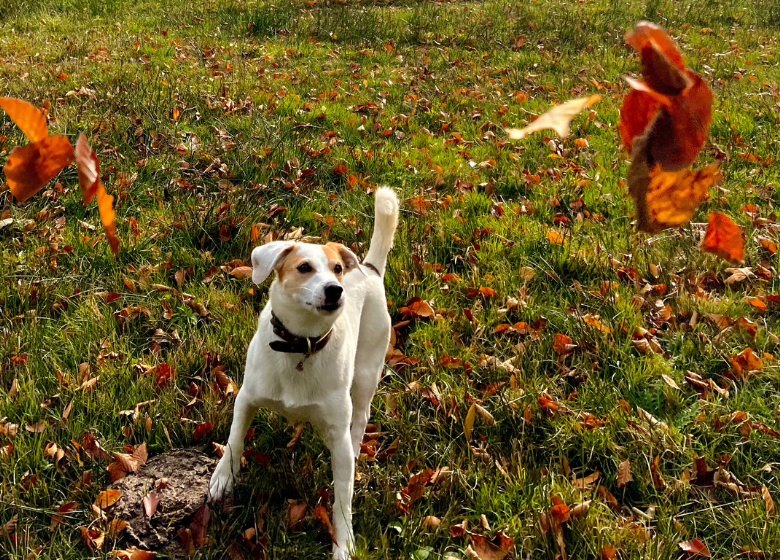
620, 22, 714, 234
0, 97, 49, 143
628, 159, 720, 234
700, 211, 744, 263
4, 136, 75, 201
75, 134, 120, 255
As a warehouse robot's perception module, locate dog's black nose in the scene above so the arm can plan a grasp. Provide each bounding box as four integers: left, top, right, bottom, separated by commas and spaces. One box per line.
324, 284, 343, 303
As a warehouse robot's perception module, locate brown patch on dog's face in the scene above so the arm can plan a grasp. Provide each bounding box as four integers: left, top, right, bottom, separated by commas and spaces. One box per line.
276, 245, 311, 288
323, 243, 347, 284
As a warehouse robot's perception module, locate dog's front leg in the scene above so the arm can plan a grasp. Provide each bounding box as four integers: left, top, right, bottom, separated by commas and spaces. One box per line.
209, 388, 257, 501
327, 425, 356, 560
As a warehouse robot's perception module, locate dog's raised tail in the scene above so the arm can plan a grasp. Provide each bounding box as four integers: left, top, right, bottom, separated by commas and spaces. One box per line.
363, 187, 399, 277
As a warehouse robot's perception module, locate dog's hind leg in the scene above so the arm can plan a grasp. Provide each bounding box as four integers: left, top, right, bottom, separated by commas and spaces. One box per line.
209, 388, 258, 500
350, 291, 391, 459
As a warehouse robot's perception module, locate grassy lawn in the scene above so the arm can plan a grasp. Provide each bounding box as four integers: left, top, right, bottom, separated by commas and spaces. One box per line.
1, 0, 780, 558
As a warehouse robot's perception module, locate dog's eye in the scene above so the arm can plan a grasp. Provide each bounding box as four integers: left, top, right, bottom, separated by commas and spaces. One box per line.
334, 264, 343, 274
297, 263, 312, 273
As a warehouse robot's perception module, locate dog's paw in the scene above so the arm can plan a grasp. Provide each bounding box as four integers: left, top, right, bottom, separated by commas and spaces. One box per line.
208, 466, 233, 502
332, 542, 355, 560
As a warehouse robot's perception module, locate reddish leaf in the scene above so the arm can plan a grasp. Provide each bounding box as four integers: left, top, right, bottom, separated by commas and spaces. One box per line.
313, 505, 336, 544
192, 421, 213, 442
50, 501, 78, 528
285, 500, 307, 527
701, 212, 744, 263
678, 538, 711, 557
191, 504, 210, 546
75, 134, 120, 254
553, 333, 576, 355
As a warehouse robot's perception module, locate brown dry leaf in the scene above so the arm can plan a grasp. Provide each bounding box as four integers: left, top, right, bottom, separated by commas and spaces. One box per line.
313, 505, 336, 544
79, 526, 105, 551
700, 211, 744, 263
572, 471, 600, 490
50, 501, 78, 528
466, 530, 514, 560
617, 460, 633, 488
25, 420, 47, 433
191, 504, 210, 546
192, 421, 213, 442
464, 403, 476, 441
678, 538, 711, 557
762, 485, 776, 518
506, 95, 601, 140
229, 266, 253, 279
94, 489, 122, 510
0, 420, 18, 437
178, 527, 195, 555
285, 499, 307, 527
110, 547, 156, 560
662, 374, 681, 391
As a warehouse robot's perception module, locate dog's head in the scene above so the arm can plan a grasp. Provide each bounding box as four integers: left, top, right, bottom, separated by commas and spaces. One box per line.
251, 241, 362, 315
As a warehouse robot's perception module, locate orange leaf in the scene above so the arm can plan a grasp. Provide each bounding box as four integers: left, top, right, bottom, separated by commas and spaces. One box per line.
192, 421, 213, 442
553, 333, 576, 355
313, 505, 336, 544
701, 212, 744, 263
94, 489, 122, 509
75, 134, 120, 254
5, 136, 75, 201
678, 538, 711, 557
629, 162, 720, 234
0, 97, 49, 143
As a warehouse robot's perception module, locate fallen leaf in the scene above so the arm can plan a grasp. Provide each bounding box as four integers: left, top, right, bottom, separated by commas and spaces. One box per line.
506, 95, 601, 140
143, 492, 160, 518
95, 489, 122, 509
464, 403, 476, 441
192, 421, 213, 442
285, 500, 307, 527
50, 501, 78, 528
313, 505, 336, 544
678, 538, 711, 557
617, 460, 632, 487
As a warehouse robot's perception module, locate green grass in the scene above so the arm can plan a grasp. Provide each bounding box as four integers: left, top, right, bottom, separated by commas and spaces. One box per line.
1, 0, 780, 558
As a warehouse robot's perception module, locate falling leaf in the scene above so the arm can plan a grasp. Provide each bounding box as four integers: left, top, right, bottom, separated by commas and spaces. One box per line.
5, 136, 76, 201
94, 489, 122, 509
506, 95, 601, 140
678, 538, 711, 557
700, 212, 744, 263
628, 160, 720, 234
0, 98, 49, 143
75, 134, 120, 254
143, 491, 160, 518
620, 22, 715, 234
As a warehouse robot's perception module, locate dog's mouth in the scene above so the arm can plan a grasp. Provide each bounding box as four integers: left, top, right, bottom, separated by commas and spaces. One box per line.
318, 302, 342, 312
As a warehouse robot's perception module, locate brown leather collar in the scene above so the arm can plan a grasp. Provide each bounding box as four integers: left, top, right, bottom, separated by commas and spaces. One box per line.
364, 262, 380, 276
269, 311, 333, 371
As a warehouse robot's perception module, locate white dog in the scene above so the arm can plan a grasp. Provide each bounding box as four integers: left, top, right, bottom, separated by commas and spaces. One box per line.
209, 187, 399, 559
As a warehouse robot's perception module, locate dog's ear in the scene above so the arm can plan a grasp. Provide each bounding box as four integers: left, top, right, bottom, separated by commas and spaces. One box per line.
251, 241, 296, 284
329, 243, 365, 275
